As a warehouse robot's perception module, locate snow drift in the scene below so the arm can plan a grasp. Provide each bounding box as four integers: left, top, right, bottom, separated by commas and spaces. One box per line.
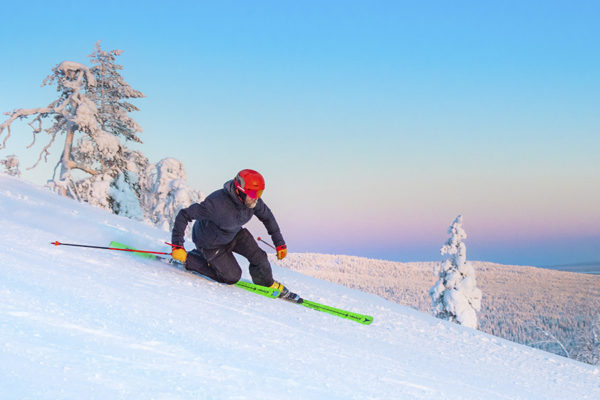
0, 174, 598, 399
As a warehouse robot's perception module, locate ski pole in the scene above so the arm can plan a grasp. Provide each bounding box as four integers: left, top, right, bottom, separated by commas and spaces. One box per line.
257, 237, 276, 250
51, 241, 172, 256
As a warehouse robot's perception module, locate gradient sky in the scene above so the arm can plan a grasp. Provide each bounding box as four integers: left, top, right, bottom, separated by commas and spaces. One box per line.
1, 1, 599, 266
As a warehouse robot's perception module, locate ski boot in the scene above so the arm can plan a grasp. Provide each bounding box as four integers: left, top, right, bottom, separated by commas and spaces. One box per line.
270, 281, 303, 303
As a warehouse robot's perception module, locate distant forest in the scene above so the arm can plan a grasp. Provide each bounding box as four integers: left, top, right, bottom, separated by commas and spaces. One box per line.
276, 254, 600, 365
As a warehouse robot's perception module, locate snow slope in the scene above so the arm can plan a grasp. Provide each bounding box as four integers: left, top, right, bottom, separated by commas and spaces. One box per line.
1, 175, 598, 399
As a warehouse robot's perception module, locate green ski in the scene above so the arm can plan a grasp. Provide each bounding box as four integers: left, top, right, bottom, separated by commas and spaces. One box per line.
110, 241, 279, 299
234, 280, 281, 298
300, 299, 373, 325
110, 241, 373, 325
232, 285, 373, 325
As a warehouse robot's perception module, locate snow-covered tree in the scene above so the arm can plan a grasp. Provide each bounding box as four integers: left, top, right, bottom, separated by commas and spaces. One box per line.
70, 148, 150, 217
573, 313, 600, 365
0, 43, 146, 202
75, 155, 202, 229
0, 60, 121, 196
70, 42, 146, 207
144, 158, 203, 231
0, 43, 202, 231
106, 149, 150, 221
430, 215, 482, 329
1, 154, 21, 177
525, 321, 571, 359
87, 41, 144, 143
110, 172, 144, 220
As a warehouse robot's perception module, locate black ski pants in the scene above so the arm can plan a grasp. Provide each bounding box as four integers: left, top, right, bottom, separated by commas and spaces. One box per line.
185, 228, 274, 287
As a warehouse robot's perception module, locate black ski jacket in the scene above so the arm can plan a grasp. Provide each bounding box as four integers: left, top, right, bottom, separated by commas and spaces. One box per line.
171, 180, 285, 250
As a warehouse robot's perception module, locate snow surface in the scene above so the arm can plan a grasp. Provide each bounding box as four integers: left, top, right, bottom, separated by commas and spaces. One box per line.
0, 174, 598, 399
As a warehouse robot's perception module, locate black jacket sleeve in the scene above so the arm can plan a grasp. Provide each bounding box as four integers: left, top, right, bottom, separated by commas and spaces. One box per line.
171, 202, 213, 247
254, 200, 285, 248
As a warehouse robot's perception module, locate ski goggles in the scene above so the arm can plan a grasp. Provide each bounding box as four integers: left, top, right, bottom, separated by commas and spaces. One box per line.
245, 189, 263, 199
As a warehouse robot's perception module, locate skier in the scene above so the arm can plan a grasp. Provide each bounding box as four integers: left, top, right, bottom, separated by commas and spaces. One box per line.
170, 169, 297, 300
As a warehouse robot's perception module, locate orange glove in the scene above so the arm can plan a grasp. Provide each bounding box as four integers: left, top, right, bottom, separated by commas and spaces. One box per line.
276, 244, 287, 260
171, 246, 187, 263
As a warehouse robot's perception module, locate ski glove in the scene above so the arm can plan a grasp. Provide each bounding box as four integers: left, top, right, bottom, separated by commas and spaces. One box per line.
171, 246, 188, 263
276, 244, 287, 260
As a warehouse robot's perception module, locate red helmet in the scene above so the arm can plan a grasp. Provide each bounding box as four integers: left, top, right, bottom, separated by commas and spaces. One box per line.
234, 169, 265, 199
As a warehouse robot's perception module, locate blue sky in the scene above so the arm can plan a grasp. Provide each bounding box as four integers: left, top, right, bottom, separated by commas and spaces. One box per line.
1, 1, 599, 265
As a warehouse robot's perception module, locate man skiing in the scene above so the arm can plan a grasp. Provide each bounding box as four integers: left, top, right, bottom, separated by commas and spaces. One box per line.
170, 169, 297, 300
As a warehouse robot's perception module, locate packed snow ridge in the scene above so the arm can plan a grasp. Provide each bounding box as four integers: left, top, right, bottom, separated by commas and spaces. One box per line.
0, 174, 598, 399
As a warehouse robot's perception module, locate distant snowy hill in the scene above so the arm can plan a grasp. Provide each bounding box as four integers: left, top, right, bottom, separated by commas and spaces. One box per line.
1, 174, 598, 399
276, 253, 600, 362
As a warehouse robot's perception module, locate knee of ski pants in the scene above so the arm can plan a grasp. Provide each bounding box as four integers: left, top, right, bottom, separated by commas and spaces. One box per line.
187, 249, 208, 266
248, 247, 269, 267
220, 266, 242, 285
211, 251, 243, 285
232, 228, 269, 267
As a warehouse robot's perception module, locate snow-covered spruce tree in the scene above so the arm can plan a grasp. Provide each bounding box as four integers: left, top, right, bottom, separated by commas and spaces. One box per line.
109, 171, 144, 220
87, 41, 144, 143
429, 215, 482, 329
0, 61, 121, 196
70, 42, 146, 209
144, 158, 203, 231
107, 149, 151, 221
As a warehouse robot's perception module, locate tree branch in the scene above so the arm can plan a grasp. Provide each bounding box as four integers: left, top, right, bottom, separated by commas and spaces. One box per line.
526, 322, 570, 358
70, 161, 99, 176
28, 129, 59, 170
1, 106, 54, 155
26, 114, 45, 148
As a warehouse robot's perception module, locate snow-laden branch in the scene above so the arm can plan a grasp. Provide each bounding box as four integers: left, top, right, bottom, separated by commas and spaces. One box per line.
1, 106, 52, 150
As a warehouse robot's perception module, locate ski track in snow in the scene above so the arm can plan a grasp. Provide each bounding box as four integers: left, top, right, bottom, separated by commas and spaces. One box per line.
1, 175, 599, 399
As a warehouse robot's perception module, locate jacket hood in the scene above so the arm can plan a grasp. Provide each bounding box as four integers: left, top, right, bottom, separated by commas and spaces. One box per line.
224, 179, 243, 206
